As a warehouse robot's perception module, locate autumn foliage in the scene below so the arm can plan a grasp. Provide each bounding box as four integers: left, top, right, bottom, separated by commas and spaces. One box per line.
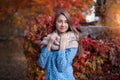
73, 36, 120, 79
0, 0, 120, 80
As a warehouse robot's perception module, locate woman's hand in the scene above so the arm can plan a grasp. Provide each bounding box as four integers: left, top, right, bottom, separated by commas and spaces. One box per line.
47, 32, 58, 50
60, 33, 70, 50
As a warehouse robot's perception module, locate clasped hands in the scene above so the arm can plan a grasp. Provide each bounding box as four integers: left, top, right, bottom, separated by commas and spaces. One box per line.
47, 32, 70, 50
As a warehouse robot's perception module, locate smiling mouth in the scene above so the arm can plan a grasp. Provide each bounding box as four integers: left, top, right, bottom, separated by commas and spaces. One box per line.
60, 27, 65, 29
60, 28, 65, 30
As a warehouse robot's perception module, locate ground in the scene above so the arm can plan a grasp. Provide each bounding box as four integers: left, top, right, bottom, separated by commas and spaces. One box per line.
0, 39, 28, 80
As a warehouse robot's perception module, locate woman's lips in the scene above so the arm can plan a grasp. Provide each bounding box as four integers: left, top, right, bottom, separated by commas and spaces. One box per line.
60, 27, 65, 30
60, 28, 64, 29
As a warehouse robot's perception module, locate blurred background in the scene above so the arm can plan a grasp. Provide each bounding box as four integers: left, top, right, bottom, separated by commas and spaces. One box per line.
0, 0, 120, 80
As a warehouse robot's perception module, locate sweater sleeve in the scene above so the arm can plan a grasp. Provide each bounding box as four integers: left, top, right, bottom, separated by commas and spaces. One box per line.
56, 48, 78, 72
38, 47, 51, 69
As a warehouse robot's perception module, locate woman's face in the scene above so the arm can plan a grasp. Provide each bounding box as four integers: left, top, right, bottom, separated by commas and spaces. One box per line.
56, 14, 69, 34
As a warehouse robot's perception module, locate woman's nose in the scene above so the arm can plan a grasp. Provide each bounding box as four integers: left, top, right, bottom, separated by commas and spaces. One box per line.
61, 22, 65, 26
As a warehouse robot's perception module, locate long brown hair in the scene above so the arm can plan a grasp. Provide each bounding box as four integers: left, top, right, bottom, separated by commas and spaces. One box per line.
52, 9, 82, 56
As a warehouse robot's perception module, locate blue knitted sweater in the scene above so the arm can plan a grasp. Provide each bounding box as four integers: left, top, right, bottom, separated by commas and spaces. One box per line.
38, 47, 78, 80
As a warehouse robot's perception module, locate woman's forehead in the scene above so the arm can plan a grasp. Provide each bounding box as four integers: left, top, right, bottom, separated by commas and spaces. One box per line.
57, 14, 67, 20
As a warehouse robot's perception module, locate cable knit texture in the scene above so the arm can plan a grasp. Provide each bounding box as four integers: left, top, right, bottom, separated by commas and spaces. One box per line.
39, 47, 78, 80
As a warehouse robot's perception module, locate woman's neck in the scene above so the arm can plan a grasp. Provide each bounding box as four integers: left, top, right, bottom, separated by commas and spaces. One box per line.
57, 32, 66, 36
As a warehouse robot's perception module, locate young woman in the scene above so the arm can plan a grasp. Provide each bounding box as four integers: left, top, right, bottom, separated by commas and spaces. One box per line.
38, 9, 81, 80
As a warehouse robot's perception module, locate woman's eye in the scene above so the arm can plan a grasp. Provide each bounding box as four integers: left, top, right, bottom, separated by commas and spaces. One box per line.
65, 20, 68, 23
57, 19, 61, 22
57, 20, 67, 23
57, 20, 62, 23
